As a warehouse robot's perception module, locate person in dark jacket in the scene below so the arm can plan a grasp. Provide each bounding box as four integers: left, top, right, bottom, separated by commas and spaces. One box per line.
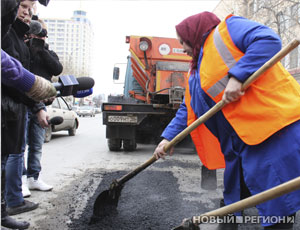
28, 19, 63, 81
21, 18, 63, 196
2, 0, 44, 225
1, 0, 54, 228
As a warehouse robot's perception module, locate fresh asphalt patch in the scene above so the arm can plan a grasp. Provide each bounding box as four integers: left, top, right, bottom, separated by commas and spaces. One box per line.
33, 159, 299, 230
70, 171, 218, 229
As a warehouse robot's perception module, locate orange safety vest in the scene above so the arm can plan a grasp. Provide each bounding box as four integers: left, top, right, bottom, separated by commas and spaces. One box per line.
185, 73, 225, 170
200, 14, 300, 145
185, 15, 300, 169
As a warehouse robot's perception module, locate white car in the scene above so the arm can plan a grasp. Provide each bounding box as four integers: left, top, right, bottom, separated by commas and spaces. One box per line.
44, 97, 79, 142
77, 105, 95, 117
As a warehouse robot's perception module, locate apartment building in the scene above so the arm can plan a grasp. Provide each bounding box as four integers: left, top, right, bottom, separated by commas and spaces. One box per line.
213, 0, 300, 81
43, 10, 93, 78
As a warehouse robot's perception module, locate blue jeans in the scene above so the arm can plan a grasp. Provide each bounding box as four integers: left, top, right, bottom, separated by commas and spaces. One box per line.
5, 154, 24, 207
5, 113, 28, 208
23, 110, 45, 180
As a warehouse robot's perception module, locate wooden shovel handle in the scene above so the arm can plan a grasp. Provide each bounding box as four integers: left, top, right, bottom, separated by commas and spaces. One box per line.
117, 38, 300, 186
192, 176, 300, 224
117, 155, 157, 185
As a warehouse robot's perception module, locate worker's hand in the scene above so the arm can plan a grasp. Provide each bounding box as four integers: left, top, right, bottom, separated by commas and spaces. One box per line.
36, 109, 49, 128
26, 75, 56, 102
153, 139, 174, 160
222, 76, 244, 104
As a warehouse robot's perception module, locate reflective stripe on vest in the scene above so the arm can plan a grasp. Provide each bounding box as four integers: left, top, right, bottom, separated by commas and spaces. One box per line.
206, 25, 236, 98
200, 14, 300, 145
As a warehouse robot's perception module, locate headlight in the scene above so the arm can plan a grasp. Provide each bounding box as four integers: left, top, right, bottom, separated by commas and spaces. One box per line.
139, 41, 149, 51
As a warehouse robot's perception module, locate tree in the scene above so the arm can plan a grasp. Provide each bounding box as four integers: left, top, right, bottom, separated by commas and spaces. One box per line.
216, 0, 300, 69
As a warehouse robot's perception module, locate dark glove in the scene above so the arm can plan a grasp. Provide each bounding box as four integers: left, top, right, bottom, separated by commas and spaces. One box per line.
29, 38, 45, 57
30, 38, 45, 49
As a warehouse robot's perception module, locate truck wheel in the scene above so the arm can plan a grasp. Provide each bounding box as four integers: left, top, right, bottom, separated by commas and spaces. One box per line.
108, 138, 122, 151
123, 139, 137, 151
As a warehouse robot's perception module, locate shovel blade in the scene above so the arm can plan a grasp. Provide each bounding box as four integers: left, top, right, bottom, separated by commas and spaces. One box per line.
93, 190, 116, 215
91, 183, 123, 223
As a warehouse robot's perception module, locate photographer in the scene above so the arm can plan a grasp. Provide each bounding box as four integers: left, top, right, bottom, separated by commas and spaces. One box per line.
22, 18, 63, 196
28, 19, 63, 81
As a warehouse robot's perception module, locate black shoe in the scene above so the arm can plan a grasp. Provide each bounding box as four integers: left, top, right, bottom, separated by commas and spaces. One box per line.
7, 200, 39, 216
1, 215, 30, 229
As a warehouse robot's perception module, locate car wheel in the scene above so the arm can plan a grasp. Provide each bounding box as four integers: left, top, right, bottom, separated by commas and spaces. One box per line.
69, 122, 77, 136
44, 126, 52, 143
108, 138, 122, 151
123, 139, 137, 151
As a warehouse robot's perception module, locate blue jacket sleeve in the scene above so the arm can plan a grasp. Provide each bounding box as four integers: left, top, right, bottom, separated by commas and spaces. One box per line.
161, 98, 188, 141
226, 16, 282, 82
1, 49, 35, 92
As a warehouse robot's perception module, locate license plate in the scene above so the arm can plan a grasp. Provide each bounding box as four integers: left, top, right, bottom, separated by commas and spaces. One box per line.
108, 115, 138, 123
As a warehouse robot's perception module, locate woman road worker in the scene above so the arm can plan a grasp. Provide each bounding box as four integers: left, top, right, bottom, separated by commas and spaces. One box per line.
154, 12, 300, 229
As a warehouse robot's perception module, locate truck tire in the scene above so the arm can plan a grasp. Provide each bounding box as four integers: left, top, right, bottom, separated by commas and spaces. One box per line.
123, 139, 137, 151
108, 138, 122, 151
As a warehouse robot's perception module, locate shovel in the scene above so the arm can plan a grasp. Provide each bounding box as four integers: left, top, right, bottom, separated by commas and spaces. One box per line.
172, 176, 300, 230
91, 38, 300, 222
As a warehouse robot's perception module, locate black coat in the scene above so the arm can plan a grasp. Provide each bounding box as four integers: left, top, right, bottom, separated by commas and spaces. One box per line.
1, 18, 35, 156
28, 38, 63, 81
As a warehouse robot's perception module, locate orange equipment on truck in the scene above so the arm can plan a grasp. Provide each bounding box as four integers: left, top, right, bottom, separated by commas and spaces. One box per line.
102, 35, 191, 151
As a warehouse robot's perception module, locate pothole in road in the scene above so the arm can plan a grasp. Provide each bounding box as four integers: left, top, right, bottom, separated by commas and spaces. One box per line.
34, 159, 272, 230
68, 169, 221, 230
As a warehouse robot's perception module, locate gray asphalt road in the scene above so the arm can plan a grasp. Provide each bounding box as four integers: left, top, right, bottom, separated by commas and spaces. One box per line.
6, 114, 299, 230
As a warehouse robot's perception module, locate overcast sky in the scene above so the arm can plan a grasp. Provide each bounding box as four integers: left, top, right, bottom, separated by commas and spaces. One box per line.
37, 0, 220, 97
